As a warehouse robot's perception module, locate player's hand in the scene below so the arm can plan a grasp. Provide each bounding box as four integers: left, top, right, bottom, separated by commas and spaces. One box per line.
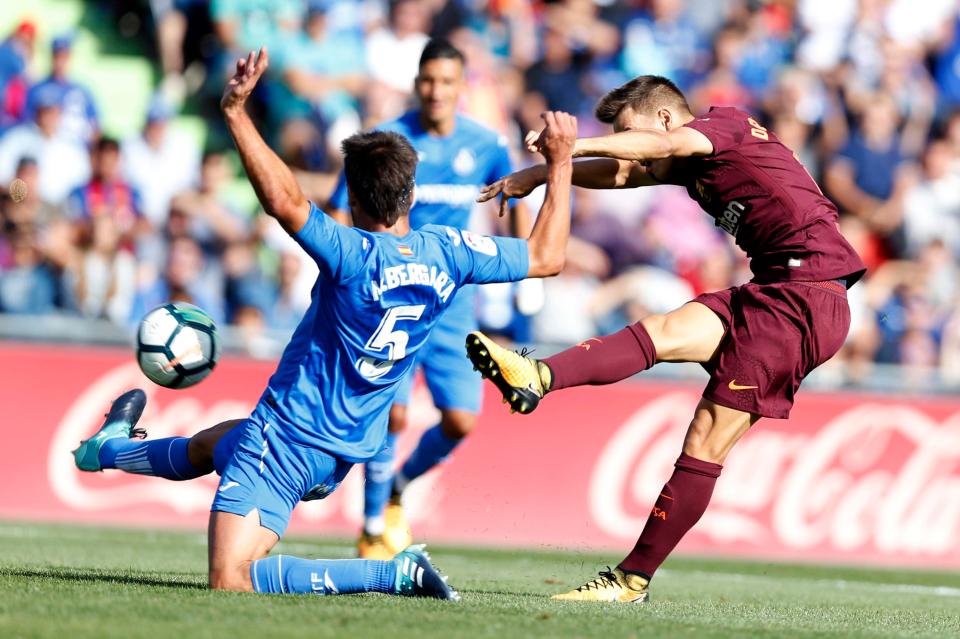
477, 166, 544, 216
525, 129, 544, 154
221, 47, 269, 114
539, 111, 577, 165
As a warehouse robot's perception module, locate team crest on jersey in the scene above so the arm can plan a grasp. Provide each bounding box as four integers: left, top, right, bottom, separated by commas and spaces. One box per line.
453, 148, 476, 176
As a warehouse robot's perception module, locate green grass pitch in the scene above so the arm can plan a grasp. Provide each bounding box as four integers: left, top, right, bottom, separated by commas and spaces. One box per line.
1, 522, 959, 639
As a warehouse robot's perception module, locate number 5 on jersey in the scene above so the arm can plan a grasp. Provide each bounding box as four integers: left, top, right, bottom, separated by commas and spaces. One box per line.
356, 305, 426, 380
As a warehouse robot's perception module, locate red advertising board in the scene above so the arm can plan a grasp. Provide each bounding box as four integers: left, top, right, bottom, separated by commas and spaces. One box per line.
2, 342, 959, 568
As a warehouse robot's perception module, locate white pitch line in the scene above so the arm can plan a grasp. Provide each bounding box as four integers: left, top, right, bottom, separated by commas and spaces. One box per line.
659, 568, 960, 598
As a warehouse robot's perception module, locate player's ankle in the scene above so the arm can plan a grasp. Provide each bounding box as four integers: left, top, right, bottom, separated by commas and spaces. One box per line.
364, 515, 386, 537
537, 360, 554, 394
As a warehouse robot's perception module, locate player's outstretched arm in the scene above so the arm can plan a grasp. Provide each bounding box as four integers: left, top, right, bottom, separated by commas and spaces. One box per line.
571, 126, 713, 162
221, 47, 310, 235
525, 111, 576, 278
478, 158, 657, 206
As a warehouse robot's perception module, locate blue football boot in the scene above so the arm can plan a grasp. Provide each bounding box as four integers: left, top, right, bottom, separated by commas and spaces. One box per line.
393, 544, 460, 601
73, 389, 147, 471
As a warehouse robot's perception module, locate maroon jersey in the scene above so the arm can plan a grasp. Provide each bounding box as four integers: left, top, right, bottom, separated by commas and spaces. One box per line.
680, 107, 866, 286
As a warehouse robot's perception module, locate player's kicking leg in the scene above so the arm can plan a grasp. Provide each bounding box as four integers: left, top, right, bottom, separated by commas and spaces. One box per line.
466, 301, 724, 414
553, 400, 757, 602
73, 388, 242, 480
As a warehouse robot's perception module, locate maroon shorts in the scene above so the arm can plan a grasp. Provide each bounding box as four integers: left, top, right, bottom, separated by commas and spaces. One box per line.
693, 280, 851, 419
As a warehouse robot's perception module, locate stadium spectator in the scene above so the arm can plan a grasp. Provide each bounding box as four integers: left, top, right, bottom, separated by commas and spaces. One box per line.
825, 94, 911, 251
222, 237, 271, 323
522, 26, 591, 122
129, 235, 224, 326
0, 228, 59, 315
620, 0, 709, 91
168, 150, 247, 256
267, 250, 308, 331
66, 137, 146, 253
4, 157, 64, 226
210, 0, 303, 54
0, 20, 35, 133
365, 0, 431, 123
0, 85, 90, 205
269, 1, 365, 161
25, 35, 100, 146
121, 99, 201, 226
66, 214, 137, 323
934, 15, 960, 109
902, 139, 960, 258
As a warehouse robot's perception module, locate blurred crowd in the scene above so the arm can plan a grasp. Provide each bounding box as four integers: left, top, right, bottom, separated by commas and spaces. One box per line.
2, 0, 960, 384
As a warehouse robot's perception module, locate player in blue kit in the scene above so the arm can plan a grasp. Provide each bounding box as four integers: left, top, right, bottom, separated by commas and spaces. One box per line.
70, 47, 577, 598
327, 39, 532, 559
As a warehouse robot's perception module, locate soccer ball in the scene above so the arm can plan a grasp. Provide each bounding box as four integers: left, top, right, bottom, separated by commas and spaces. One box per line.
136, 302, 220, 389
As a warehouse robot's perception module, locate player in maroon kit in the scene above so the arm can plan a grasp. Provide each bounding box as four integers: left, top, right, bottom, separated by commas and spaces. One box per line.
467, 76, 867, 602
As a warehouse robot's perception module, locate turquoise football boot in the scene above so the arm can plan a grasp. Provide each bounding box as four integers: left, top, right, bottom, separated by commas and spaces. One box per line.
393, 544, 460, 601
73, 389, 147, 472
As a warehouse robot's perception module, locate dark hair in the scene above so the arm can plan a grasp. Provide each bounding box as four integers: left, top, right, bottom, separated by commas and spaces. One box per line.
201, 148, 226, 165
595, 75, 691, 124
95, 136, 120, 154
419, 38, 465, 69
341, 131, 417, 227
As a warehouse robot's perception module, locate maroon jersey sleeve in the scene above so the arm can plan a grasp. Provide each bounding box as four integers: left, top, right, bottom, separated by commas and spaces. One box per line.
682, 108, 747, 155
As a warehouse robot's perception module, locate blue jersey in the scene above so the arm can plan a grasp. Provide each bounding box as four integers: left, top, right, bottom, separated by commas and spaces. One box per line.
329, 111, 513, 230
258, 203, 529, 462
329, 112, 514, 321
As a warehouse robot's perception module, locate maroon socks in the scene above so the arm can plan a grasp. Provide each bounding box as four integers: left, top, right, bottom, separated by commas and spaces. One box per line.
545, 324, 720, 581
543, 322, 657, 392
618, 453, 722, 579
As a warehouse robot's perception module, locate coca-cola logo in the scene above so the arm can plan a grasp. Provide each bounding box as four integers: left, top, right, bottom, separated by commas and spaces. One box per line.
590, 394, 960, 558
47, 363, 445, 528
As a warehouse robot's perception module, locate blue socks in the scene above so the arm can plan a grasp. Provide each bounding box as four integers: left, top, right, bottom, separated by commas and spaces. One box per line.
250, 555, 397, 595
99, 437, 208, 480
363, 433, 397, 534
395, 425, 461, 491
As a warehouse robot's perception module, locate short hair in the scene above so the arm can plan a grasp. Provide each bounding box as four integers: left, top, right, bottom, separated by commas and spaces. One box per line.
419, 38, 465, 69
95, 136, 120, 154
595, 75, 691, 124
341, 131, 417, 227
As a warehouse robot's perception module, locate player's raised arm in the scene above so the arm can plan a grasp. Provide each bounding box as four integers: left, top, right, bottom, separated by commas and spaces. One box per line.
221, 47, 310, 234
525, 111, 576, 278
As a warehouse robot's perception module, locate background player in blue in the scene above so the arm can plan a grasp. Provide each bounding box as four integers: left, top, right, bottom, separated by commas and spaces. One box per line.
69, 47, 579, 598
327, 39, 532, 559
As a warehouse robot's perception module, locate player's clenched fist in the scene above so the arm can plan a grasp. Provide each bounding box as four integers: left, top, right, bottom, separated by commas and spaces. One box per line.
538, 111, 577, 165
221, 47, 269, 114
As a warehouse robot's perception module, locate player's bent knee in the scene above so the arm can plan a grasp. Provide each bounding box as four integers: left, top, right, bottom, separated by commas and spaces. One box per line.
388, 405, 408, 434
641, 313, 684, 361
439, 411, 476, 440
681, 440, 727, 465
209, 563, 254, 592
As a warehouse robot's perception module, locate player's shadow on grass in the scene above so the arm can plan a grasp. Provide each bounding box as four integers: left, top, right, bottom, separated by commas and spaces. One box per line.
3, 567, 207, 590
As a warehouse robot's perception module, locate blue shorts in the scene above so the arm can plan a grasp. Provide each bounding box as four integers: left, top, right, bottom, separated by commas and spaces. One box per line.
394, 309, 482, 413
210, 408, 353, 537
